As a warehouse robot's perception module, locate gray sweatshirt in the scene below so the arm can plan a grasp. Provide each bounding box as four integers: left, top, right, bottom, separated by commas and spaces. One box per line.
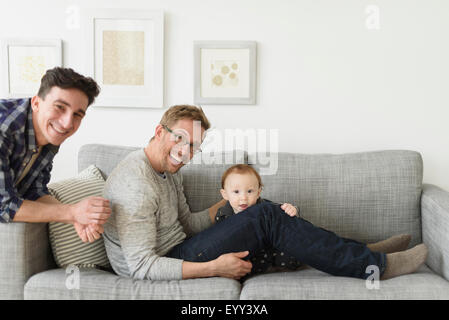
103, 149, 212, 280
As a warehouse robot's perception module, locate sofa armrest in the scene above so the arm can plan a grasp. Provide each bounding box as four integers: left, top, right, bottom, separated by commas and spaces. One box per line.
421, 184, 449, 281
0, 222, 55, 299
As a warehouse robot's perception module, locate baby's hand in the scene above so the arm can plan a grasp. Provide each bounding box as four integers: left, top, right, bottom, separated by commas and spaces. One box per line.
280, 203, 297, 217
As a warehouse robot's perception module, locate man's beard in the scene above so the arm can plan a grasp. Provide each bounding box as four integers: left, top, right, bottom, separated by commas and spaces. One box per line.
161, 147, 185, 173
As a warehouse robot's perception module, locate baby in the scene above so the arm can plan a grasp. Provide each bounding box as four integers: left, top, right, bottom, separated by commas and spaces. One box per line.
216, 164, 303, 275
216, 164, 423, 280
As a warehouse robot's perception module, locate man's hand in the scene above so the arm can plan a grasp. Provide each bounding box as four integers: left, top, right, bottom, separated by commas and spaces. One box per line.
74, 222, 97, 243
74, 222, 104, 243
211, 251, 253, 279
69, 196, 111, 225
69, 196, 110, 243
280, 203, 297, 217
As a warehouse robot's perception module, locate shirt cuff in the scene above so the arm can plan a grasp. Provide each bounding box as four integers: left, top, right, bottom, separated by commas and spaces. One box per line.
23, 188, 50, 201
0, 196, 24, 223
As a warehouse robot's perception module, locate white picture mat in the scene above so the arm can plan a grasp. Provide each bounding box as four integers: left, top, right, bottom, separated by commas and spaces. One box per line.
200, 48, 250, 98
194, 41, 256, 105
1, 39, 62, 97
85, 9, 164, 108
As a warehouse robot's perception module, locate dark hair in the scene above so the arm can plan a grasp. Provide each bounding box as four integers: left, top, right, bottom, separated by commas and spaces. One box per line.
37, 67, 100, 106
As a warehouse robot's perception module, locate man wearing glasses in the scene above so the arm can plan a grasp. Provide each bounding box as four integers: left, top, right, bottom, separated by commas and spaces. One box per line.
103, 105, 252, 280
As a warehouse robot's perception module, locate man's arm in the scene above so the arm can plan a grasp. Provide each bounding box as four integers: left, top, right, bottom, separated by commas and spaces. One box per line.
12, 195, 110, 225
12, 152, 109, 226
182, 251, 252, 280
175, 173, 225, 235
12, 197, 71, 223
12, 195, 111, 242
0, 135, 110, 232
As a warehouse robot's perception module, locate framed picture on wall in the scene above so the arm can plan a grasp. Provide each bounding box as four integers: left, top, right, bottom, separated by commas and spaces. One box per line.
1, 38, 62, 97
194, 41, 257, 105
84, 9, 164, 108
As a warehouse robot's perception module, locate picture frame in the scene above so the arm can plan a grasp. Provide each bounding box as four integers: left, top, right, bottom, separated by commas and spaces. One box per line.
84, 9, 164, 108
1, 38, 62, 97
194, 41, 257, 105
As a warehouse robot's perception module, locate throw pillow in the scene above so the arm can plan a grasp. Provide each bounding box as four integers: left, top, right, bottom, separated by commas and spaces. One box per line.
48, 165, 110, 268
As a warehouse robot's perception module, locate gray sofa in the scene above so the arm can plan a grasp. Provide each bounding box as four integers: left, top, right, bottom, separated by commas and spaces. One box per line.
1, 144, 449, 299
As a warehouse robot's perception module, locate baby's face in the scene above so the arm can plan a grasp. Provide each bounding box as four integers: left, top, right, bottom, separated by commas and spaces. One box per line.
220, 172, 262, 213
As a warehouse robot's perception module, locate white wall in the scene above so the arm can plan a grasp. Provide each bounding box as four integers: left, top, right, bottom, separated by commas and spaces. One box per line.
1, 0, 448, 191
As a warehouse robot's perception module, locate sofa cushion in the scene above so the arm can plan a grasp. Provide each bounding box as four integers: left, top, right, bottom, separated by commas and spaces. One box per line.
0, 222, 54, 300
249, 150, 423, 246
48, 165, 110, 268
78, 144, 139, 179
24, 268, 241, 300
240, 265, 449, 299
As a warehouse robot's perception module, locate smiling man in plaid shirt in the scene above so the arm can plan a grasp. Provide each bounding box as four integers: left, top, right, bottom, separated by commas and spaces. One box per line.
0, 67, 111, 242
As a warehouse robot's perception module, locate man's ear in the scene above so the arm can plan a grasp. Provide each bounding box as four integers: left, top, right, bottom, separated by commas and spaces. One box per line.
154, 124, 164, 141
220, 189, 228, 201
31, 95, 40, 112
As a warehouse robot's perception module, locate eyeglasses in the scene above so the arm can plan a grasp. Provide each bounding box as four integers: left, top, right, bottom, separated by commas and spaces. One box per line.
162, 124, 202, 154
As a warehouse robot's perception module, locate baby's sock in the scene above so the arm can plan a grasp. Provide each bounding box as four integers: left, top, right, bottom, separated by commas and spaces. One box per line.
380, 244, 428, 280
367, 234, 411, 254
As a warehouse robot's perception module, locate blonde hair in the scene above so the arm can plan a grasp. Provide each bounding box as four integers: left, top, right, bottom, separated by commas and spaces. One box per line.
160, 105, 211, 130
221, 164, 263, 189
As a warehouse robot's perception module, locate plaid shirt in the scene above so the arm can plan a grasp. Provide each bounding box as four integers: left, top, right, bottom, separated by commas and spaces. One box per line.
0, 98, 59, 222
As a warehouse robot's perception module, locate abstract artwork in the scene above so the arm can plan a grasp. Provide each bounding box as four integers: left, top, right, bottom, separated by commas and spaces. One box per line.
102, 30, 145, 86
194, 41, 256, 105
210, 59, 240, 88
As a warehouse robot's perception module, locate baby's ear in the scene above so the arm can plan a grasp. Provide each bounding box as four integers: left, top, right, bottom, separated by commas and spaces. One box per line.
220, 189, 228, 200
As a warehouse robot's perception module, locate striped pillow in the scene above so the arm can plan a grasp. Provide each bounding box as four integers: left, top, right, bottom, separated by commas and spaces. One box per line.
48, 165, 110, 268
